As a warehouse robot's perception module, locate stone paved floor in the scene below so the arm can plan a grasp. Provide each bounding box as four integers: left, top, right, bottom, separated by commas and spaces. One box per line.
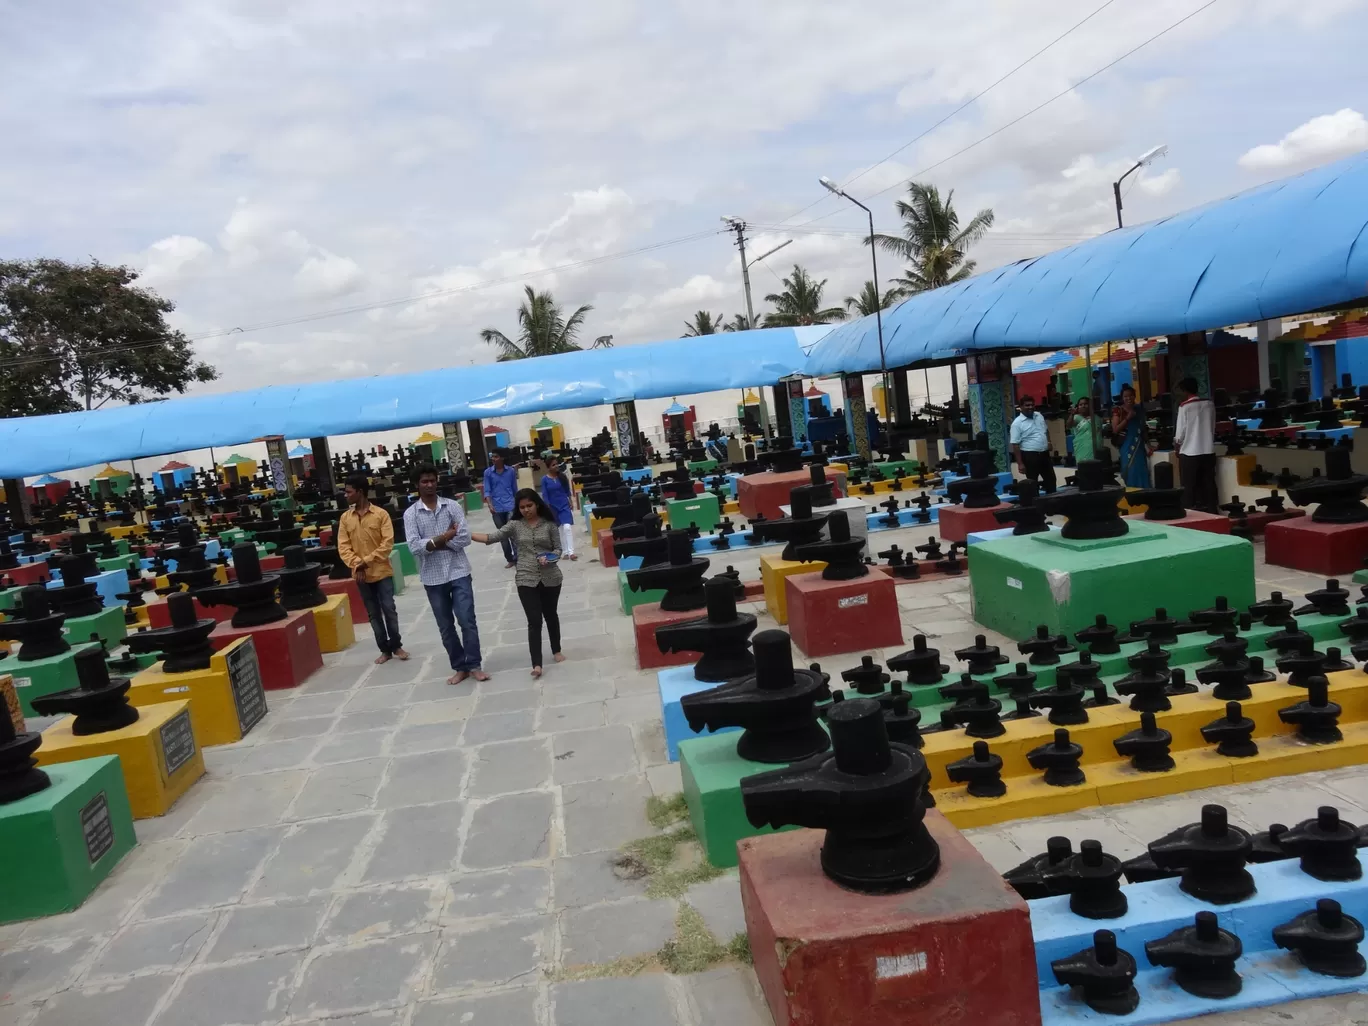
3, 504, 1367, 1025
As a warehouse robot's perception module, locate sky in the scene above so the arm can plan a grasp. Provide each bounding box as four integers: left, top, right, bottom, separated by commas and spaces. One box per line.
4, 0, 1368, 474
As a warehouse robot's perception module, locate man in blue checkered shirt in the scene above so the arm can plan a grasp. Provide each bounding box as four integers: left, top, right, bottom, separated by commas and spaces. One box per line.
403, 464, 490, 685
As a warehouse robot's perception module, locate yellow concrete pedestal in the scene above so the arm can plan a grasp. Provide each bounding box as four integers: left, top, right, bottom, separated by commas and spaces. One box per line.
309, 593, 355, 653
760, 553, 827, 625
128, 637, 268, 747
589, 515, 615, 546
37, 699, 205, 818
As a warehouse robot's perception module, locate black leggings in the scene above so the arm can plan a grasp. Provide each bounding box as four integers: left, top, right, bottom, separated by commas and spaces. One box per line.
517, 583, 562, 667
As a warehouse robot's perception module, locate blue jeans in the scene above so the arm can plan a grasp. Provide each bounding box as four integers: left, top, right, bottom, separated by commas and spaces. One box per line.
425, 576, 482, 672
356, 577, 402, 655
490, 510, 517, 563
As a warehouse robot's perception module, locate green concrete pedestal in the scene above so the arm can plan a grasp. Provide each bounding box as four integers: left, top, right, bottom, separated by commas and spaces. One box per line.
687, 459, 719, 474
389, 554, 406, 594
10, 644, 101, 718
217, 528, 248, 546
97, 555, 139, 575
393, 542, 419, 577
619, 570, 666, 615
0, 755, 136, 923
1354, 569, 1368, 586
62, 603, 128, 648
969, 521, 1255, 640
462, 491, 483, 513
667, 493, 721, 533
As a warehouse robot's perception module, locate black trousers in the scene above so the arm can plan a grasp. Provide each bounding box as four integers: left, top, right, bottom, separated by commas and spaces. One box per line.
516, 583, 562, 667
1180, 453, 1218, 513
1018, 450, 1057, 494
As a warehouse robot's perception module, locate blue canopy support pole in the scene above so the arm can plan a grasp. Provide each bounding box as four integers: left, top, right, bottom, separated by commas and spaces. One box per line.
311, 437, 334, 494
466, 420, 488, 473
3, 478, 30, 527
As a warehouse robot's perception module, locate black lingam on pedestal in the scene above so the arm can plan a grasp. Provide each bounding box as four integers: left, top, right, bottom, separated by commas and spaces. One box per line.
609, 494, 655, 540
276, 546, 326, 610
1051, 931, 1140, 1016
61, 535, 101, 580
886, 635, 948, 685
308, 545, 352, 581
1130, 462, 1186, 521
793, 510, 866, 581
0, 694, 51, 804
251, 511, 305, 549
1146, 804, 1254, 904
1273, 899, 1366, 978
946, 436, 1001, 509
805, 463, 836, 507
1037, 460, 1128, 540
31, 647, 140, 735
125, 591, 218, 672
994, 480, 1050, 535
1145, 913, 1244, 999
1287, 448, 1368, 523
614, 516, 670, 567
1113, 639, 1174, 712
681, 630, 830, 764
655, 576, 758, 682
197, 543, 288, 628
48, 556, 105, 619
161, 524, 219, 593
753, 488, 829, 560
625, 531, 708, 611
741, 697, 941, 893
0, 586, 71, 661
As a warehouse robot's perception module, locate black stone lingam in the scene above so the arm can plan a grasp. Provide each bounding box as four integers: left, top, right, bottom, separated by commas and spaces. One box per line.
946, 437, 1001, 509
1030, 667, 1090, 725
614, 515, 670, 566
1189, 596, 1239, 636
1297, 579, 1352, 617
839, 655, 889, 695
878, 688, 924, 748
1276, 637, 1331, 687
1037, 459, 1128, 540
995, 663, 1041, 719
1273, 899, 1366, 978
1113, 639, 1173, 712
47, 556, 104, 619
0, 586, 71, 660
876, 544, 919, 581
708, 517, 737, 550
276, 545, 326, 610
954, 635, 1008, 675
1278, 676, 1343, 743
1131, 461, 1186, 520
1146, 804, 1255, 904
1145, 912, 1243, 999
1288, 447, 1368, 523
1075, 614, 1120, 654
0, 701, 50, 804
626, 530, 708, 611
125, 591, 217, 672
740, 696, 941, 893
680, 630, 829, 763
1266, 616, 1314, 654
994, 479, 1050, 534
946, 740, 1006, 797
943, 681, 1005, 738
1018, 624, 1075, 666
309, 544, 352, 581
1051, 930, 1141, 1016
196, 543, 288, 628
1055, 840, 1129, 919
1004, 836, 1074, 899
1249, 591, 1295, 627
793, 510, 866, 581
1197, 631, 1255, 700
251, 511, 305, 549
1124, 607, 1184, 645
753, 487, 829, 560
1201, 702, 1259, 757
160, 523, 217, 592
1281, 807, 1363, 881
886, 635, 948, 685
655, 576, 758, 682
1028, 727, 1086, 786
31, 647, 140, 735
805, 463, 836, 507
609, 493, 655, 540
1113, 712, 1174, 772
61, 535, 101, 579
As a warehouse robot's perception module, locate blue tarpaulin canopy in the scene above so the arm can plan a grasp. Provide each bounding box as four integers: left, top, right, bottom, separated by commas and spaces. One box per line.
0, 327, 826, 478
804, 151, 1368, 375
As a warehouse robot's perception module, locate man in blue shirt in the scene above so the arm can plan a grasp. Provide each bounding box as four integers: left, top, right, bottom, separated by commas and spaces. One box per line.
482, 450, 519, 567
1009, 395, 1056, 494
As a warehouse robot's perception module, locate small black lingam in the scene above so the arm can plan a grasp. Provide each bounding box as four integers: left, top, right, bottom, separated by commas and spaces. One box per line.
839, 655, 889, 695
1278, 677, 1342, 744
626, 530, 709, 611
0, 700, 50, 804
0, 586, 71, 661
1113, 712, 1174, 772
276, 545, 326, 610
886, 635, 948, 685
1280, 807, 1362, 881
1146, 804, 1255, 904
655, 576, 758, 682
793, 510, 866, 581
613, 515, 670, 566
1113, 639, 1173, 712
753, 487, 829, 560
740, 696, 941, 893
1018, 624, 1075, 666
1297, 578, 1352, 617
945, 436, 1001, 509
805, 463, 836, 507
1051, 930, 1140, 1016
1004, 836, 1074, 899
1145, 912, 1243, 999
161, 524, 219, 592
1287, 447, 1368, 523
1130, 461, 1186, 520
1052, 840, 1128, 919
1075, 614, 1120, 655
1273, 899, 1366, 978
31, 647, 140, 735
197, 543, 288, 628
47, 556, 105, 619
680, 630, 829, 763
1037, 459, 1128, 540
946, 740, 1006, 797
1201, 702, 1259, 757
609, 494, 655, 540
994, 479, 1050, 535
125, 592, 217, 673
1027, 727, 1086, 786
251, 511, 305, 550
954, 634, 1008, 675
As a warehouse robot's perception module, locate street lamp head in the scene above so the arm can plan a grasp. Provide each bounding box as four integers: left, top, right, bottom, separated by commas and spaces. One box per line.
1137, 144, 1169, 167
721, 215, 743, 228
818, 176, 844, 197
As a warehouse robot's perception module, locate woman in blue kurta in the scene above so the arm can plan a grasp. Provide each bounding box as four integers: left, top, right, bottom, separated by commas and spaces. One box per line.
540, 456, 577, 559
1111, 384, 1151, 488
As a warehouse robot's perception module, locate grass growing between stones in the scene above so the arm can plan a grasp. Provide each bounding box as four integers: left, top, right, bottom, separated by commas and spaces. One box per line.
615, 797, 724, 899
554, 904, 751, 981
646, 792, 689, 828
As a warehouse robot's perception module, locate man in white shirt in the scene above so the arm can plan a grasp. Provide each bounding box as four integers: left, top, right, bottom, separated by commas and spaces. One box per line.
403, 464, 490, 686
1173, 377, 1217, 512
1009, 395, 1056, 494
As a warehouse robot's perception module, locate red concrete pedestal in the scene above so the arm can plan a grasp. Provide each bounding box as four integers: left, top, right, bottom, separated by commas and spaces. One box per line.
1124, 509, 1232, 535
144, 593, 233, 629
937, 503, 1013, 544
1241, 508, 1305, 536
208, 609, 323, 690
320, 578, 365, 623
739, 813, 1040, 1026
7, 561, 56, 587
631, 602, 705, 670
787, 572, 902, 658
1265, 517, 1368, 575
737, 470, 820, 522
597, 531, 619, 568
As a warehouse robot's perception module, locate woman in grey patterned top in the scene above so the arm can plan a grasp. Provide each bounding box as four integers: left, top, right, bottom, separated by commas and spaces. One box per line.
472, 489, 564, 677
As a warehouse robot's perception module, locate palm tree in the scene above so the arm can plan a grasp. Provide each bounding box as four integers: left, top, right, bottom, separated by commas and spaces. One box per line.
480, 285, 593, 361
722, 313, 761, 332
844, 280, 901, 317
871, 182, 994, 296
683, 311, 724, 336
761, 265, 847, 327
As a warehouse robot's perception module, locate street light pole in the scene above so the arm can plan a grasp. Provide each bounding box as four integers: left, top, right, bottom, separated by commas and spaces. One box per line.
1112, 143, 1169, 229
722, 217, 756, 330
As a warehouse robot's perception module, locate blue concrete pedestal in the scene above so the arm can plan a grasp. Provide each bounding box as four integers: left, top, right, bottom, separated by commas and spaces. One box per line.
658, 665, 740, 762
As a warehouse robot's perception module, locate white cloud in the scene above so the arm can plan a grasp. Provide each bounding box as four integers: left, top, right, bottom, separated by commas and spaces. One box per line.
295, 250, 364, 298
1137, 167, 1181, 197
137, 234, 211, 284
1238, 108, 1368, 171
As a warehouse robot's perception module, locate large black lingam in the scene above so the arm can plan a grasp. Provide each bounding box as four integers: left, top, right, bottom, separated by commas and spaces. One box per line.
804, 463, 837, 507
613, 515, 670, 566
126, 592, 217, 672
1146, 804, 1255, 904
276, 545, 326, 610
196, 543, 288, 628
61, 535, 101, 579
655, 576, 759, 682
946, 436, 1001, 509
793, 510, 867, 581
1288, 447, 1368, 523
31, 647, 140, 735
625, 530, 708, 611
47, 556, 105, 619
994, 479, 1050, 535
1130, 462, 1186, 521
250, 511, 305, 549
741, 696, 940, 893
0, 586, 71, 660
1037, 459, 1128, 539
160, 524, 219, 592
681, 630, 829, 763
753, 487, 829, 560
609, 493, 655, 540
0, 698, 50, 804
309, 544, 352, 581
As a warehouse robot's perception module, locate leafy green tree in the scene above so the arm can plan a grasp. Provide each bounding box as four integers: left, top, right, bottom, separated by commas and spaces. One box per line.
761, 265, 847, 327
871, 182, 994, 295
844, 280, 901, 317
480, 285, 594, 361
682, 311, 724, 337
721, 313, 761, 332
0, 258, 217, 416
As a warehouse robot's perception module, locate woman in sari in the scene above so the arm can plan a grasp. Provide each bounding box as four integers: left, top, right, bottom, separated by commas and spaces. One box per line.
1111, 384, 1150, 487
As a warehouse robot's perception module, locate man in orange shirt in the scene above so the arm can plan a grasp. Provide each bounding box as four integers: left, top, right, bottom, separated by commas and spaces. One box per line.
336, 474, 409, 664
